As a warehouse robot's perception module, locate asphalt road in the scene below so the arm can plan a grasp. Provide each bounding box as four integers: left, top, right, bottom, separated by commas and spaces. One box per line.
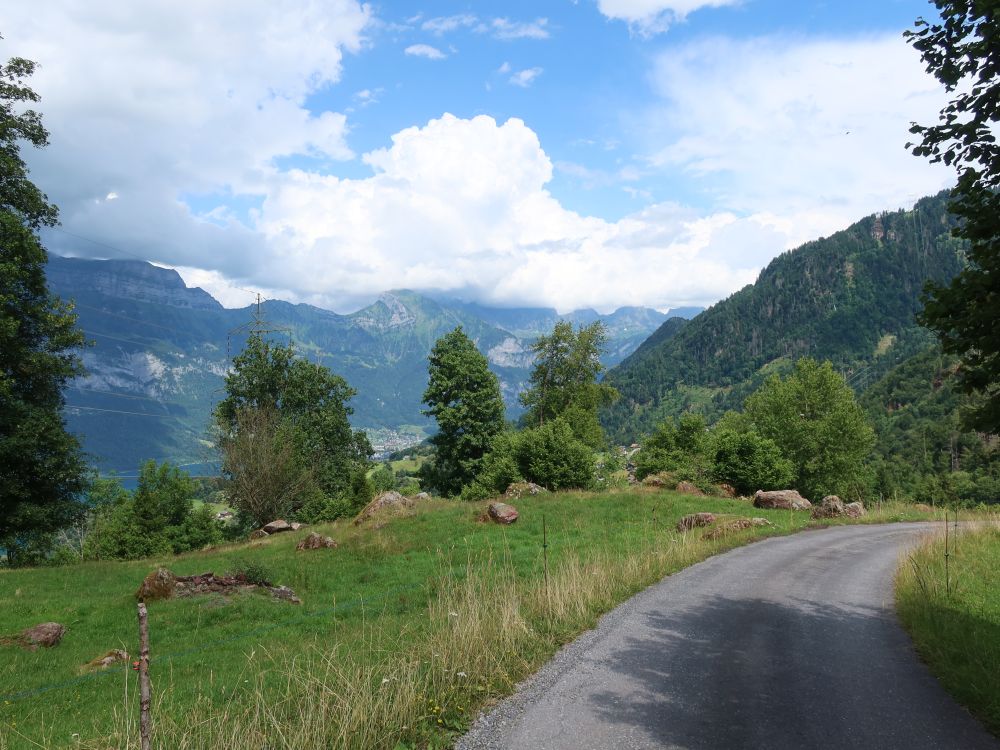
457, 523, 999, 750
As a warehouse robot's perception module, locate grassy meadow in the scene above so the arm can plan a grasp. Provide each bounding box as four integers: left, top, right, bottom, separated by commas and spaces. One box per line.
1, 490, 930, 749
896, 513, 1000, 736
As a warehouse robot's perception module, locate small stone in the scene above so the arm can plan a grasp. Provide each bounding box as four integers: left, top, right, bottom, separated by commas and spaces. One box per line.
487, 502, 519, 525
82, 649, 128, 672
296, 532, 338, 551
268, 585, 302, 605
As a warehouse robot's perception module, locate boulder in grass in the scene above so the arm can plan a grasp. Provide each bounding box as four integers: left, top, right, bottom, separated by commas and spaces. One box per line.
718, 483, 738, 499
296, 532, 338, 551
703, 517, 773, 540
354, 491, 415, 525
135, 567, 177, 601
262, 519, 293, 534
811, 496, 846, 519
753, 489, 811, 510
249, 529, 269, 541
413, 492, 431, 500
487, 502, 519, 525
676, 512, 715, 532
675, 481, 706, 497
20, 622, 66, 650
844, 502, 866, 518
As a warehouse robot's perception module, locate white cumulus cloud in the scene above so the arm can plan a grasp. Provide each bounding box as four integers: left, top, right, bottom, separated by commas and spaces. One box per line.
509, 67, 544, 88
597, 0, 739, 34
640, 33, 953, 244
404, 43, 446, 59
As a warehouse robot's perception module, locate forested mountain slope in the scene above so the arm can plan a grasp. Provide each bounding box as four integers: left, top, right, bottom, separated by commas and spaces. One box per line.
602, 192, 965, 441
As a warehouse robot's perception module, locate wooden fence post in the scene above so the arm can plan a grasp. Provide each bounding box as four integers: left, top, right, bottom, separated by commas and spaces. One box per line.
137, 601, 152, 750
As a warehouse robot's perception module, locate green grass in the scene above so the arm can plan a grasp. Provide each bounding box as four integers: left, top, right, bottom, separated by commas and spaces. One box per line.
0, 491, 931, 749
896, 513, 1000, 736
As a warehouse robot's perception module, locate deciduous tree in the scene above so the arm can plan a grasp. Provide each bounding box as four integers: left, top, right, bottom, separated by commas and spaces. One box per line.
742, 358, 875, 500
215, 333, 373, 520
0, 46, 88, 563
907, 2, 1000, 432
520, 320, 618, 449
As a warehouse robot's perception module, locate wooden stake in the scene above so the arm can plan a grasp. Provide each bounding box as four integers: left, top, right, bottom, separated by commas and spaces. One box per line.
137, 602, 152, 750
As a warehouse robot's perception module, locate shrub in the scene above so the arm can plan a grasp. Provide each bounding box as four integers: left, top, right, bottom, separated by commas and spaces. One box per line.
517, 419, 595, 491
229, 559, 274, 586
710, 430, 795, 496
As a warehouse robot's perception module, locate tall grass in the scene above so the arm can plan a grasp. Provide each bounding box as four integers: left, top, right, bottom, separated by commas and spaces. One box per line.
896, 512, 1000, 737
86, 522, 761, 748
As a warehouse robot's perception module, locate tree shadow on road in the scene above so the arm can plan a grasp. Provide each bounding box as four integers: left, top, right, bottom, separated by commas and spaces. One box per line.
584, 594, 998, 750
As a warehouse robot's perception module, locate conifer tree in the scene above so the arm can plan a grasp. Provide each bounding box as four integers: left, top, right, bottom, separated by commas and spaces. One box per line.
421, 327, 506, 496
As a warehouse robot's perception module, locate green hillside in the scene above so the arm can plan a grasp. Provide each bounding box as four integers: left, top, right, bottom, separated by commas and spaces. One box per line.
602, 192, 965, 441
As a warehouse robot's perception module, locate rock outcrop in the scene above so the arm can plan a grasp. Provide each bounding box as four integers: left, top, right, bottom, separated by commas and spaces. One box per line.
753, 489, 811, 510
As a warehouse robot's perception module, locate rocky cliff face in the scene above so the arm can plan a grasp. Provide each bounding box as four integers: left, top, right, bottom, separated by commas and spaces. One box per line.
48, 257, 222, 311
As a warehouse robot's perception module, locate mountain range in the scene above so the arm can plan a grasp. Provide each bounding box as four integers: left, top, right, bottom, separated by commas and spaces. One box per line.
47, 257, 693, 473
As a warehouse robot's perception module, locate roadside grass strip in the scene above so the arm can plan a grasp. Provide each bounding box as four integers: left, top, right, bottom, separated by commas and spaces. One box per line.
896, 513, 1000, 737
0, 492, 931, 749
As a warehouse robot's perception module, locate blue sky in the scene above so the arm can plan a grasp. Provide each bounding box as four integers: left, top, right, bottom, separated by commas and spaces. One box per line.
3, 0, 953, 312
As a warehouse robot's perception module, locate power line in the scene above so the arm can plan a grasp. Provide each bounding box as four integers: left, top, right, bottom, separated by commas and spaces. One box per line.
67, 386, 187, 408
73, 302, 191, 336
65, 405, 184, 419
81, 329, 159, 346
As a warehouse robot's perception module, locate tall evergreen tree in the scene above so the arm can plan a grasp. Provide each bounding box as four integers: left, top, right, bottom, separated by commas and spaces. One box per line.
0, 47, 88, 562
421, 327, 505, 496
907, 2, 1000, 432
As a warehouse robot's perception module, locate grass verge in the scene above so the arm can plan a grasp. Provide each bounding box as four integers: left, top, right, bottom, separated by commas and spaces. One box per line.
896, 512, 1000, 737
1, 491, 929, 749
